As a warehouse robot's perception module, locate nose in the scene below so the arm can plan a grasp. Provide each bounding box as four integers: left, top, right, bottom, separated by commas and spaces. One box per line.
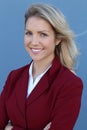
31, 35, 39, 45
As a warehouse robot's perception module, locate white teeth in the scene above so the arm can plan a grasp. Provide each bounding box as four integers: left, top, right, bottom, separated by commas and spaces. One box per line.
31, 49, 42, 52
32, 49, 41, 53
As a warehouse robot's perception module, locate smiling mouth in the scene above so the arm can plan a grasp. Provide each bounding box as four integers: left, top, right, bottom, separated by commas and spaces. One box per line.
31, 48, 43, 54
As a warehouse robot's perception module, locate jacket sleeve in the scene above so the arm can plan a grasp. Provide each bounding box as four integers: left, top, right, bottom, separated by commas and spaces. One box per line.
0, 73, 12, 129
49, 77, 83, 130
0, 70, 28, 130
12, 127, 26, 130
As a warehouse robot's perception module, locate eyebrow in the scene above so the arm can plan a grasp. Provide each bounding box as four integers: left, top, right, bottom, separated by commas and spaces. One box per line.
38, 30, 50, 33
25, 29, 50, 33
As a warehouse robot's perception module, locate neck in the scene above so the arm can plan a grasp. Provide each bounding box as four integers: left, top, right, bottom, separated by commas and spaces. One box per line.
32, 55, 54, 80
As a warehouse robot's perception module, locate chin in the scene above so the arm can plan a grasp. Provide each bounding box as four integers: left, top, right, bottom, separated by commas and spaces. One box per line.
32, 57, 43, 62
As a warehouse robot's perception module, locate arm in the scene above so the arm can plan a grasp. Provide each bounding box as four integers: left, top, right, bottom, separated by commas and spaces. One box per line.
4, 123, 51, 130
0, 72, 12, 130
4, 125, 26, 130
49, 77, 83, 130
4, 124, 13, 130
0, 71, 27, 130
0, 71, 26, 130
43, 123, 51, 130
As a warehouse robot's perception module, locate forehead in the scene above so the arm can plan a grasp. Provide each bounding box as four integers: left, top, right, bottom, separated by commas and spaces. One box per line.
25, 16, 53, 31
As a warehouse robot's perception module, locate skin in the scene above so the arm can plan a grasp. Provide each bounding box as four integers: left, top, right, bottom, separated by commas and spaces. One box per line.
4, 16, 61, 130
4, 124, 13, 130
24, 16, 60, 80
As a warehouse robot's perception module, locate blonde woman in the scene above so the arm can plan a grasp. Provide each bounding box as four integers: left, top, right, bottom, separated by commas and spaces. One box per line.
0, 4, 83, 130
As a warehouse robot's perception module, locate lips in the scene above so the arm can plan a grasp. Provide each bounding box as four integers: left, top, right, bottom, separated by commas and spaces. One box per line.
31, 48, 43, 54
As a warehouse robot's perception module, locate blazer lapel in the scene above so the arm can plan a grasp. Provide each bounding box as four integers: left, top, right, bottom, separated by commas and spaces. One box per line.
27, 56, 61, 105
27, 73, 49, 105
14, 68, 29, 117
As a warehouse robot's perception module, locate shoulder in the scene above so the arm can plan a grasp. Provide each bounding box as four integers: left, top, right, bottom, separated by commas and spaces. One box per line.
62, 66, 83, 85
2, 64, 30, 96
5, 63, 31, 87
49, 56, 83, 89
58, 66, 83, 93
8, 64, 30, 78
12, 64, 30, 73
51, 58, 83, 90
51, 66, 83, 101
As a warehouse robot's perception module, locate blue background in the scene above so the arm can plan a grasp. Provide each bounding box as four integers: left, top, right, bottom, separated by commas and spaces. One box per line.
0, 0, 87, 130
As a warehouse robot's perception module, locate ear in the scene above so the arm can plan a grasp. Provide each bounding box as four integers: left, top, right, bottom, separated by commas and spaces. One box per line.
55, 38, 61, 45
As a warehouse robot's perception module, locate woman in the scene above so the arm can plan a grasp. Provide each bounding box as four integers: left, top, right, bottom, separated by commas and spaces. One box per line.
0, 4, 83, 130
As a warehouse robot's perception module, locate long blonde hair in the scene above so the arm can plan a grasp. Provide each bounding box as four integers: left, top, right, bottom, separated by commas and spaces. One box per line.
25, 4, 79, 70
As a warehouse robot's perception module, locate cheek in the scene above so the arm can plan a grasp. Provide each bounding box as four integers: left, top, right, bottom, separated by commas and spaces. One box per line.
24, 37, 29, 45
49, 40, 56, 52
49, 38, 56, 48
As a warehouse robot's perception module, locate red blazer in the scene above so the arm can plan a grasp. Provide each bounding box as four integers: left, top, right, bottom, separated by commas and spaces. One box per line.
0, 57, 83, 130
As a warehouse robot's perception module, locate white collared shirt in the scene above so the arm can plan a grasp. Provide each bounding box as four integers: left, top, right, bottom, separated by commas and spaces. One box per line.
27, 62, 51, 97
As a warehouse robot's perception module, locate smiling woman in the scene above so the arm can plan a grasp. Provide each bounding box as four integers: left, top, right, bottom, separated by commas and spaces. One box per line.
24, 17, 59, 67
24, 16, 60, 80
0, 3, 83, 130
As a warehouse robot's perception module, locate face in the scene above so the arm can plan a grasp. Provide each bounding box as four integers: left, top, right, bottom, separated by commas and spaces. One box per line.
24, 17, 60, 63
